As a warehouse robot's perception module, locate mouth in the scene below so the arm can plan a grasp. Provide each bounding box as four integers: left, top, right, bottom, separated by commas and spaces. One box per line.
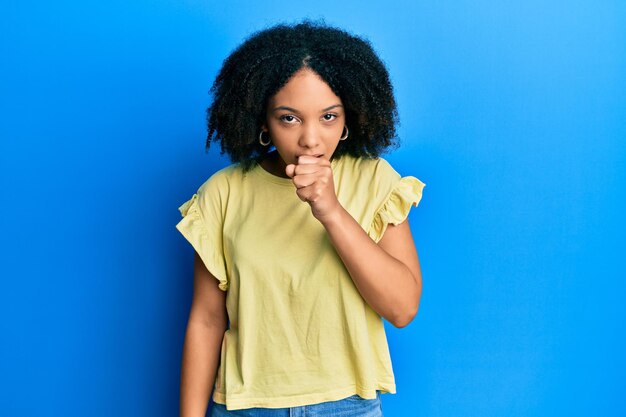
297, 153, 324, 159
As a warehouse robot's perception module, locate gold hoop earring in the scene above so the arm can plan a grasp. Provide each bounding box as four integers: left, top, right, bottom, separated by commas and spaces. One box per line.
259, 130, 271, 146
339, 126, 349, 141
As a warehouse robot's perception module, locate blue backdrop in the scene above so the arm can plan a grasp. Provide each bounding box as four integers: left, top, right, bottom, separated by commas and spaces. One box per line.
2, 1, 625, 416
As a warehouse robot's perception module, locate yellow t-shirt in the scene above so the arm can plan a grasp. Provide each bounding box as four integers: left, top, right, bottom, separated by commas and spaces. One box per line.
175, 153, 425, 411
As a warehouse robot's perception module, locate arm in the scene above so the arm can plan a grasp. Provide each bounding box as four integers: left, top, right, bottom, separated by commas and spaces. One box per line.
286, 155, 422, 328
180, 252, 228, 417
319, 209, 422, 328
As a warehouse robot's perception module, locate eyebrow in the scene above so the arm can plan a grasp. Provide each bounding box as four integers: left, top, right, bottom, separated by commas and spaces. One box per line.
272, 104, 343, 113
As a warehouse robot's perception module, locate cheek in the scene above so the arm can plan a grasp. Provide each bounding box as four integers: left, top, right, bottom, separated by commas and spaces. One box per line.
326, 125, 344, 139
269, 127, 298, 147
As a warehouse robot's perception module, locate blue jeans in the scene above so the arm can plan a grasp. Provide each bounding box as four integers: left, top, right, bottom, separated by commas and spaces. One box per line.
209, 391, 384, 417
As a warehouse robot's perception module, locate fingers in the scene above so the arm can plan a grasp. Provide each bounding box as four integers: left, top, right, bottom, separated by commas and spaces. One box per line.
295, 181, 328, 202
293, 156, 330, 175
297, 155, 331, 166
292, 172, 330, 189
288, 155, 333, 204
285, 156, 327, 178
296, 186, 322, 203
293, 164, 330, 175
286, 155, 330, 178
291, 159, 332, 188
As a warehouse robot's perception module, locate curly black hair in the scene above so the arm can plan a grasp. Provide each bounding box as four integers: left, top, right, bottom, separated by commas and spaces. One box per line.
206, 18, 400, 172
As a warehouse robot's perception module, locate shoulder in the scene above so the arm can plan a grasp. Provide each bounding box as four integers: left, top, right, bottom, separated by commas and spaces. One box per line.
337, 154, 399, 176
195, 162, 245, 206
197, 162, 244, 191
337, 154, 401, 192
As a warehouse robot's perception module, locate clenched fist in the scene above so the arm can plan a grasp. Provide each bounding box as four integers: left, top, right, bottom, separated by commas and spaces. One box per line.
285, 155, 342, 222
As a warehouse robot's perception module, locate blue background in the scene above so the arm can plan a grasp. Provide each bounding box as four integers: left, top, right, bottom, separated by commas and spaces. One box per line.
2, 1, 625, 416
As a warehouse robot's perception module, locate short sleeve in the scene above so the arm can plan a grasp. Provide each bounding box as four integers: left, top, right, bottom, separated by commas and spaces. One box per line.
367, 160, 426, 243
175, 179, 229, 291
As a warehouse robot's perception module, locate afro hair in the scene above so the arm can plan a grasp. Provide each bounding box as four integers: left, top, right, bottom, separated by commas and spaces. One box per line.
206, 19, 401, 171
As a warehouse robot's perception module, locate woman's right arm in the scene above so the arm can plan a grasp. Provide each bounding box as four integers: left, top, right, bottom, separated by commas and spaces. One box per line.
180, 251, 228, 417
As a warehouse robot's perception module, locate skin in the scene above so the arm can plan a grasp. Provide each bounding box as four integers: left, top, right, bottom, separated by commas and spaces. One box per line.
180, 253, 228, 417
180, 67, 422, 417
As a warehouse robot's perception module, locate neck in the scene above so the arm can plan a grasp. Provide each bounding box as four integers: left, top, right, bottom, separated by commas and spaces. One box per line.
260, 150, 289, 178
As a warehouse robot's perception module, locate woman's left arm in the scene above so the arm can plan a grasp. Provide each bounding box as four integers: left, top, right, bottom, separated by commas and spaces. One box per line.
319, 207, 422, 328
286, 155, 422, 328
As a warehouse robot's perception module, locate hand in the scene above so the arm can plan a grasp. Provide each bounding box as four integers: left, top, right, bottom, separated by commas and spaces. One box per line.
285, 155, 342, 222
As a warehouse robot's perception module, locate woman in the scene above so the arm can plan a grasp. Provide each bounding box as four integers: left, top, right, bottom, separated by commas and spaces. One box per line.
176, 19, 426, 417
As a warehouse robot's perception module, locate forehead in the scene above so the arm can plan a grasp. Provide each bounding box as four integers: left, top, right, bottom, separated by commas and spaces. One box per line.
269, 68, 341, 108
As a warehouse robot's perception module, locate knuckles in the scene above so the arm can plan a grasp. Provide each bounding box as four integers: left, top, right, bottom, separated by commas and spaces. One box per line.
291, 162, 335, 207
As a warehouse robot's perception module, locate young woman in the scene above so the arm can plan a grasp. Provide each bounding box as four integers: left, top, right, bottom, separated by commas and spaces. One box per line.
176, 20, 426, 417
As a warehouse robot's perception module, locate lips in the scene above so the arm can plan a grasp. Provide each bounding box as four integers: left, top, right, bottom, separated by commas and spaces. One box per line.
297, 153, 324, 158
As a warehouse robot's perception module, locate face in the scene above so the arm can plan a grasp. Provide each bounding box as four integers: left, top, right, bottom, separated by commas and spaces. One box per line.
262, 68, 345, 170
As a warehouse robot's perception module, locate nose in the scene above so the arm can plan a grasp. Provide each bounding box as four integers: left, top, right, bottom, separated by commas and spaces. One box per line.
298, 122, 322, 150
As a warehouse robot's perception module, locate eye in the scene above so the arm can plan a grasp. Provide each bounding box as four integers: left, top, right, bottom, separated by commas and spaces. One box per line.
279, 115, 299, 124
323, 113, 338, 121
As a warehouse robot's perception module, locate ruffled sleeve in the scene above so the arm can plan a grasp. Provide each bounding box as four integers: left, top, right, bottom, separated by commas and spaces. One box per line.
367, 175, 426, 243
175, 189, 229, 292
